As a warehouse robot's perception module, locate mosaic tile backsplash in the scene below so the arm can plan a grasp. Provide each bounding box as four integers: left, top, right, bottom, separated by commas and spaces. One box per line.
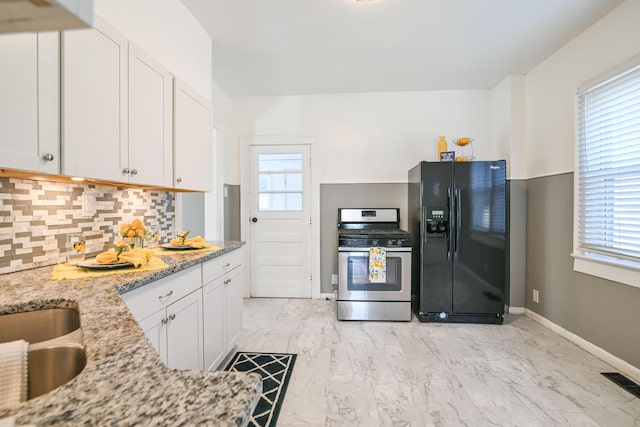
0, 177, 175, 274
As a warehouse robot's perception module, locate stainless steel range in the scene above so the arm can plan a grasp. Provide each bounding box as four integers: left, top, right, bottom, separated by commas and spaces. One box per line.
337, 208, 412, 321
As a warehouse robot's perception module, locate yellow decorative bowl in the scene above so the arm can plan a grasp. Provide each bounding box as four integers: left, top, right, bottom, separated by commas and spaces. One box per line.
454, 137, 472, 146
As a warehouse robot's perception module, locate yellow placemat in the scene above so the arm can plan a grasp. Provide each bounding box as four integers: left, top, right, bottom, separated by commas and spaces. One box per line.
51, 256, 169, 281
149, 245, 222, 257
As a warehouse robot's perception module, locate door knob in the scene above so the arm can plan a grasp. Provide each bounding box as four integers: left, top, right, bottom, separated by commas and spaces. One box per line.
251, 217, 258, 223
41, 153, 55, 161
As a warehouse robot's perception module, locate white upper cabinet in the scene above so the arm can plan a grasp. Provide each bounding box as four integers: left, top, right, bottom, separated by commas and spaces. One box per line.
0, 32, 60, 174
62, 19, 174, 187
62, 18, 128, 182
174, 79, 212, 192
128, 44, 173, 187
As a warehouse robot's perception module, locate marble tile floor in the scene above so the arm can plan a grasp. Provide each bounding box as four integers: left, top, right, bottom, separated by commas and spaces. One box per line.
234, 298, 640, 427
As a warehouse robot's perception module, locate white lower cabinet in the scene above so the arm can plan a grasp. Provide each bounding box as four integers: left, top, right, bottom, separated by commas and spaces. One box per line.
121, 264, 203, 370
122, 250, 243, 372
202, 276, 226, 370
224, 267, 243, 351
202, 250, 243, 371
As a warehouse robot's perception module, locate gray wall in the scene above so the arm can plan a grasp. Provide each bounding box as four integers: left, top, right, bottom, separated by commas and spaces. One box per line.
320, 183, 408, 294
180, 193, 205, 237
526, 172, 640, 368
224, 184, 241, 241
507, 180, 527, 308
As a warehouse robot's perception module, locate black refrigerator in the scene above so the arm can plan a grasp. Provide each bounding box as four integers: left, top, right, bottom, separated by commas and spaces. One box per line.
408, 160, 507, 324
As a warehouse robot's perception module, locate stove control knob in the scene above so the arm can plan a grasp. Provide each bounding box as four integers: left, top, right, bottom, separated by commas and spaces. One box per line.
388, 239, 396, 246
372, 240, 379, 246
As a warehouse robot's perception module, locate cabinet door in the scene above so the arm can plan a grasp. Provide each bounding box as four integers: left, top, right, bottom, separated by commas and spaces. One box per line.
225, 267, 243, 350
202, 277, 226, 371
173, 79, 212, 191
0, 32, 59, 174
166, 290, 203, 371
128, 43, 173, 187
139, 310, 168, 366
62, 18, 128, 181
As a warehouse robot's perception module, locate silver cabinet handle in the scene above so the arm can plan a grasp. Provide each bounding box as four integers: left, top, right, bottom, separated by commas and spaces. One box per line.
168, 313, 175, 321
176, 177, 182, 183
41, 153, 55, 161
122, 168, 130, 174
161, 317, 168, 325
223, 263, 231, 269
158, 290, 173, 300
130, 169, 138, 176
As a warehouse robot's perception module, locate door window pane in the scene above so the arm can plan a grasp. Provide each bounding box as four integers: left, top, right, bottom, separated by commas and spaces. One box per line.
258, 173, 302, 192
259, 153, 302, 172
257, 153, 304, 211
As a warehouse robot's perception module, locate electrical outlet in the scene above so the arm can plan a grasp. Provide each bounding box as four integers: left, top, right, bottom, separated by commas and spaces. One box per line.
532, 289, 539, 303
81, 193, 95, 217
331, 274, 338, 285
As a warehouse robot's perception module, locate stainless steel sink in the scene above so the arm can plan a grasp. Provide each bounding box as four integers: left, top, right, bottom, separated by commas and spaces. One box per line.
0, 307, 87, 399
28, 345, 87, 399
0, 308, 81, 344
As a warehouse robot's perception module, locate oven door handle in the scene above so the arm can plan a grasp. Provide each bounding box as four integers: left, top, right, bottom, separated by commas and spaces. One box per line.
338, 247, 412, 253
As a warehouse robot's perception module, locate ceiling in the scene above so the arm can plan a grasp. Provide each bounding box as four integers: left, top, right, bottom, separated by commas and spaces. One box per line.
180, 0, 625, 97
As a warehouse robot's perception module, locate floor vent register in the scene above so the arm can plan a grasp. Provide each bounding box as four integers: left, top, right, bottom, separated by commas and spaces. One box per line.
601, 372, 640, 399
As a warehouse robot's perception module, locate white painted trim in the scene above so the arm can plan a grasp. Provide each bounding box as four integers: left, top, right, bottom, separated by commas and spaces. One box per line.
240, 135, 320, 300
319, 293, 336, 300
572, 255, 640, 290
524, 309, 640, 383
526, 169, 574, 180
507, 306, 525, 315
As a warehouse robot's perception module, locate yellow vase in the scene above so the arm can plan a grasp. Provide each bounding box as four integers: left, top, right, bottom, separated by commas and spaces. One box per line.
437, 136, 448, 161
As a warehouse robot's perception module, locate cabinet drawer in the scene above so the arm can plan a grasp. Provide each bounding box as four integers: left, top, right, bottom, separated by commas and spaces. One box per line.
121, 265, 201, 322
202, 249, 242, 285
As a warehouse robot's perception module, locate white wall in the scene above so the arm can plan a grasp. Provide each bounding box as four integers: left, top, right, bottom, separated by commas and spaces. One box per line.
525, 0, 640, 179
94, 0, 211, 101
229, 90, 496, 185
491, 75, 526, 180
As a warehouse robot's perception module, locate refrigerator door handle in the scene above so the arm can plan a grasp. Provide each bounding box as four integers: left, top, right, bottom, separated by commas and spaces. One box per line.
447, 187, 454, 261
422, 208, 428, 244
454, 188, 461, 259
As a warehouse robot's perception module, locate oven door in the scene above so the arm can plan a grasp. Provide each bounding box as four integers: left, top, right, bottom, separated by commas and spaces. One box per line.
338, 248, 411, 302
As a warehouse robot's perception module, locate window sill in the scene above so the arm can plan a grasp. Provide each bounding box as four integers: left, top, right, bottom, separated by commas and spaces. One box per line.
572, 253, 640, 289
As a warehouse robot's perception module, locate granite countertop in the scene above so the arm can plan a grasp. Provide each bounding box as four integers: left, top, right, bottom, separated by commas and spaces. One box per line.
0, 241, 262, 426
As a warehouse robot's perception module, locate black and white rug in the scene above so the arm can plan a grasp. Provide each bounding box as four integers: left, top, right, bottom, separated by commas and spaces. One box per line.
224, 352, 297, 427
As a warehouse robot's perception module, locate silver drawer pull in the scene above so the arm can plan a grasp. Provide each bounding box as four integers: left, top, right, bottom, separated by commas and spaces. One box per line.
41, 153, 55, 161
223, 263, 231, 269
168, 313, 175, 321
158, 290, 173, 300
161, 317, 168, 325
130, 169, 138, 176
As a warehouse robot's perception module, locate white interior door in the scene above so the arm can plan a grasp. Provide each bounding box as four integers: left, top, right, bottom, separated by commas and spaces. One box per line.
250, 144, 311, 298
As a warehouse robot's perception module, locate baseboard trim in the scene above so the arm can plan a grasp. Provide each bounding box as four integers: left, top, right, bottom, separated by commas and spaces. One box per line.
524, 309, 640, 383
507, 306, 525, 315
319, 292, 336, 300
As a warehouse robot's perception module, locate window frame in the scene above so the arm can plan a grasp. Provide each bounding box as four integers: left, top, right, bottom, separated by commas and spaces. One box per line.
573, 53, 640, 289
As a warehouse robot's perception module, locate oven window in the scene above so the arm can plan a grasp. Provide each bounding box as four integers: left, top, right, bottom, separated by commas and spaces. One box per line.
347, 256, 402, 291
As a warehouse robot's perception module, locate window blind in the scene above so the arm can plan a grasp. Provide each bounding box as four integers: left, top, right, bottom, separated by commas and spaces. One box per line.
577, 60, 640, 263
